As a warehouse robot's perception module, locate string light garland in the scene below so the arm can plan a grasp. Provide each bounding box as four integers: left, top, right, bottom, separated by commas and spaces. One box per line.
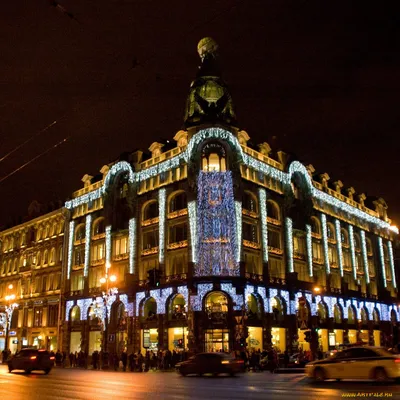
177, 285, 189, 309
84, 214, 92, 277
161, 287, 174, 314
188, 200, 197, 263
378, 237, 387, 287
258, 188, 268, 263
269, 288, 278, 314
338, 298, 348, 319
158, 188, 166, 264
306, 224, 313, 277
65, 300, 74, 321
129, 218, 136, 274
245, 285, 254, 310
285, 217, 293, 273
105, 225, 112, 268
221, 283, 243, 310
77, 298, 91, 321
136, 292, 146, 317
321, 214, 330, 275
149, 289, 163, 314
67, 221, 75, 280
191, 283, 213, 311
360, 230, 370, 284
348, 225, 357, 281
257, 287, 268, 313
235, 201, 242, 263
388, 241, 397, 289
335, 220, 344, 277
195, 171, 239, 276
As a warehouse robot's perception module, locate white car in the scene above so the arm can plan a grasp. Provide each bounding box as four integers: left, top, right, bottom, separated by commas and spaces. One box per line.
306, 346, 400, 382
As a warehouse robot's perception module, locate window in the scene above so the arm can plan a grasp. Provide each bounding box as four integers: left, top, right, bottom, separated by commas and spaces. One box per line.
113, 236, 128, 257
169, 223, 188, 244
48, 305, 58, 327
143, 201, 159, 221
93, 218, 105, 236
310, 217, 321, 235
37, 228, 42, 241
50, 248, 56, 265
43, 250, 49, 266
327, 224, 335, 241
293, 234, 306, 257
42, 275, 48, 292
170, 192, 187, 213
267, 201, 280, 221
35, 251, 41, 267
74, 246, 85, 266
268, 229, 281, 249
201, 143, 226, 172
33, 307, 43, 327
243, 222, 259, 243
242, 192, 257, 213
92, 242, 105, 262
341, 229, 349, 245
44, 225, 49, 239
354, 234, 361, 251
20, 232, 26, 246
75, 225, 85, 241
328, 246, 338, 266
142, 230, 159, 250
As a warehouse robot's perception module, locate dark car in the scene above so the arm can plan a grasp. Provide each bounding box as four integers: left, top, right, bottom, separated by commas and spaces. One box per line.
8, 348, 54, 374
176, 353, 244, 376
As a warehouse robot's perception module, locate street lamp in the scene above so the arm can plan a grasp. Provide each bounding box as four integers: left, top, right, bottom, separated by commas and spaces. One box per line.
313, 286, 321, 294
4, 284, 18, 359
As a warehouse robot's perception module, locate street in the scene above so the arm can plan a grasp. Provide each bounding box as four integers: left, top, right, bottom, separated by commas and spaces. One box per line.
0, 365, 399, 400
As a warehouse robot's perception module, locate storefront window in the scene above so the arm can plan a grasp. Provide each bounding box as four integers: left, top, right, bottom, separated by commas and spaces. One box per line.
169, 295, 186, 320
271, 327, 285, 352
347, 306, 355, 324
271, 297, 284, 323
334, 305, 342, 324
205, 292, 228, 316
143, 298, 157, 320
204, 329, 229, 352
317, 303, 327, 324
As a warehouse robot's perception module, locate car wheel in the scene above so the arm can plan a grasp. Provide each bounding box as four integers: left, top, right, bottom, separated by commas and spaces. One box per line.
179, 370, 187, 377
44, 368, 51, 375
313, 368, 326, 382
374, 368, 388, 383
8, 367, 12, 373
25, 369, 32, 374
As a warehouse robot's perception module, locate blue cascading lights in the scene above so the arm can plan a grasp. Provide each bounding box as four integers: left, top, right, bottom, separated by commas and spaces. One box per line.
195, 171, 239, 276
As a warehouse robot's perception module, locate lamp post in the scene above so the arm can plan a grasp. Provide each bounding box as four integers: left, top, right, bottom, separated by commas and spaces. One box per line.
98, 263, 117, 369
4, 284, 18, 360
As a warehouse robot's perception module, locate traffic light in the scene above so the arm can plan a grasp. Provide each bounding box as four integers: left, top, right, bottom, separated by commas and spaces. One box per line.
239, 337, 246, 347
304, 331, 311, 343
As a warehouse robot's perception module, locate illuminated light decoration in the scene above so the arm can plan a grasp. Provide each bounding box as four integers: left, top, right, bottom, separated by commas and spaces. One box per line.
377, 237, 387, 287
129, 218, 136, 274
243, 153, 286, 183
195, 171, 239, 276
84, 214, 92, 277
390, 225, 399, 234
285, 217, 293, 273
67, 221, 75, 280
245, 285, 255, 311
190, 283, 213, 311
65, 300, 74, 321
306, 293, 316, 316
149, 289, 163, 314
356, 301, 362, 320
158, 188, 166, 264
188, 200, 197, 263
305, 224, 313, 277
380, 304, 389, 322
104, 293, 117, 323
269, 288, 278, 314
257, 287, 268, 313
258, 188, 268, 263
221, 283, 243, 311
280, 290, 290, 314
105, 225, 112, 267
360, 231, 370, 284
323, 296, 337, 318
338, 298, 348, 319
345, 299, 358, 319
161, 287, 174, 314
320, 214, 330, 275
185, 127, 244, 163
104, 161, 135, 187
364, 301, 374, 320
135, 292, 146, 317
387, 241, 397, 289
177, 286, 189, 309
335, 220, 344, 277
77, 298, 91, 321
235, 201, 242, 263
119, 294, 134, 317
286, 161, 313, 190
291, 292, 301, 315
348, 225, 357, 280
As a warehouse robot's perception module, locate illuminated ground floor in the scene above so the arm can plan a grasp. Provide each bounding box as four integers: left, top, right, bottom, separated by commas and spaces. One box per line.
62, 282, 400, 357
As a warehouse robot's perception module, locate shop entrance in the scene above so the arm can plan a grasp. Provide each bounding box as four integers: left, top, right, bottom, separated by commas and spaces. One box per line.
297, 329, 310, 351
88, 331, 102, 354
70, 332, 81, 353
247, 327, 263, 350
271, 327, 286, 352
204, 329, 229, 353
141, 328, 158, 353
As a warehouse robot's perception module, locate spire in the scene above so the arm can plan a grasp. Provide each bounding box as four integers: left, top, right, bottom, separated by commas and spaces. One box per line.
183, 38, 236, 128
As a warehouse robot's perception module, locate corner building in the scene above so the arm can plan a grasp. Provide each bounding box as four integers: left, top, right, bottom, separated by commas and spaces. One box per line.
63, 38, 400, 358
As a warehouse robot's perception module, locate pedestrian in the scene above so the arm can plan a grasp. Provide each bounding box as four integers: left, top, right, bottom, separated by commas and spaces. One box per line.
283, 350, 289, 369
92, 350, 99, 370
137, 352, 143, 372
113, 353, 119, 371
121, 349, 128, 372
129, 352, 134, 372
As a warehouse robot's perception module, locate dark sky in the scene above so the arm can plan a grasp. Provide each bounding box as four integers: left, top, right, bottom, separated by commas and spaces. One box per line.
1, 1, 400, 227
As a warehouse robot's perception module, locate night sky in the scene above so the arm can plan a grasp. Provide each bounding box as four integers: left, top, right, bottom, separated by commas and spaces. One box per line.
1, 1, 400, 228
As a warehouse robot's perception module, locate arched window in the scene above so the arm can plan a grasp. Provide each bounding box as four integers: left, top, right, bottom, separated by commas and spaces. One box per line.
92, 218, 106, 236
267, 200, 280, 221
391, 309, 397, 324
327, 223, 335, 241
341, 229, 349, 245
242, 191, 258, 213
310, 217, 321, 235
12, 259, 18, 274
169, 294, 186, 320
70, 305, 81, 322
270, 296, 284, 323
44, 225, 50, 239
347, 306, 356, 324
360, 308, 368, 324
36, 251, 41, 267
317, 302, 328, 324
1, 261, 6, 275
7, 260, 12, 274
373, 309, 380, 325
43, 250, 49, 266
334, 304, 342, 323
75, 224, 85, 241
169, 192, 187, 213
353, 233, 361, 251
143, 201, 159, 222
366, 238, 373, 255
201, 142, 226, 172
49, 248, 56, 265
143, 297, 157, 320
112, 302, 127, 328
205, 291, 229, 314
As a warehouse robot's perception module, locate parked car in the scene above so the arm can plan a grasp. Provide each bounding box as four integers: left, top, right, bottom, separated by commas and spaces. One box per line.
176, 352, 244, 376
8, 348, 55, 374
306, 346, 400, 382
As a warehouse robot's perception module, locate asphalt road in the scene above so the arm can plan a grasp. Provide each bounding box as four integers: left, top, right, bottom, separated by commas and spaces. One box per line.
0, 365, 399, 400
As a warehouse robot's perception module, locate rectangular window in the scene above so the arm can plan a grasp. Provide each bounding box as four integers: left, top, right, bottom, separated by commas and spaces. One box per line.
142, 230, 159, 250
243, 222, 259, 243
293, 235, 306, 257
268, 229, 281, 249
33, 307, 43, 327
42, 276, 48, 292
169, 223, 188, 244
23, 308, 28, 327
47, 305, 58, 327
92, 243, 105, 261
113, 236, 128, 256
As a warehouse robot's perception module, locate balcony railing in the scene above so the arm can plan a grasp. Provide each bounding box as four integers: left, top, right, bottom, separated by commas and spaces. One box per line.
142, 217, 159, 227
165, 273, 187, 283
267, 217, 281, 226
268, 246, 283, 255
243, 240, 261, 250
167, 209, 188, 220
91, 258, 105, 267
113, 253, 129, 261
92, 233, 106, 241
242, 209, 258, 219
72, 264, 84, 271
167, 240, 188, 250
245, 273, 263, 282
141, 247, 159, 256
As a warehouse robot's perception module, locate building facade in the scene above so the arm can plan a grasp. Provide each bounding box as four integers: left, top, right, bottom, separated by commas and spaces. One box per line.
60, 38, 400, 358
0, 208, 65, 353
